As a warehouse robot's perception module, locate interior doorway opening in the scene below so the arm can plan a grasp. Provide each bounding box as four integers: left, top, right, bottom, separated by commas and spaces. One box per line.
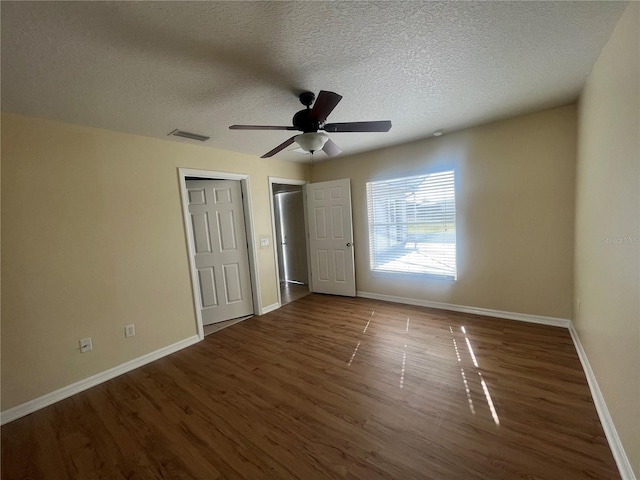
269, 178, 311, 306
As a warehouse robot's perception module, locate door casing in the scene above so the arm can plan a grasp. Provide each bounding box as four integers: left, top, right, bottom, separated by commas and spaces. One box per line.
179, 168, 261, 340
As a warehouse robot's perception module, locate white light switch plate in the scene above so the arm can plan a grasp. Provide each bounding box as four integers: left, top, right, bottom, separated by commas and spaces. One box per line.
260, 237, 270, 247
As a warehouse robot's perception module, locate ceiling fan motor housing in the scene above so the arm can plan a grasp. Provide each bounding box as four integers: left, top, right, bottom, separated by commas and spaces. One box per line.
293, 109, 320, 133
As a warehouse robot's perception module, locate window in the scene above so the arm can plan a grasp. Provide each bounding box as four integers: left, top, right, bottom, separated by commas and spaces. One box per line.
366, 170, 456, 279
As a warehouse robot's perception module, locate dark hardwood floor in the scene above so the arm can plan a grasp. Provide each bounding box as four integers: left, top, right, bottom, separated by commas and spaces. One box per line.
1, 294, 619, 479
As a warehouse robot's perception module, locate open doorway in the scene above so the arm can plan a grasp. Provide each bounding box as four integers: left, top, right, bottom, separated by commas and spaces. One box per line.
269, 178, 310, 306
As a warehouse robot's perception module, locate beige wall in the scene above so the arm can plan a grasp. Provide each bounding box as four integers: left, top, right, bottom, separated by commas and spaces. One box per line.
312, 105, 577, 319
1, 113, 308, 409
575, 3, 640, 476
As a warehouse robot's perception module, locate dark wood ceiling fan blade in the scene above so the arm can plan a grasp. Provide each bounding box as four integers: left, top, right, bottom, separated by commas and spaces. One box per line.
230, 125, 297, 130
260, 136, 297, 158
309, 91, 343, 123
323, 120, 392, 132
322, 138, 342, 157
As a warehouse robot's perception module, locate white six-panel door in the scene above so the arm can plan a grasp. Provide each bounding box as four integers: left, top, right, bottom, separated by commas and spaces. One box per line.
186, 179, 253, 324
306, 179, 356, 296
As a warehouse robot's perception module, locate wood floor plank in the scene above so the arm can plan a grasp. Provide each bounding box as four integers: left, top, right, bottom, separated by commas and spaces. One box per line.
1, 294, 620, 479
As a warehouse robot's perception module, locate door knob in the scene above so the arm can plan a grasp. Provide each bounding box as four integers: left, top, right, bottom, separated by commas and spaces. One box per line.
347, 242, 352, 247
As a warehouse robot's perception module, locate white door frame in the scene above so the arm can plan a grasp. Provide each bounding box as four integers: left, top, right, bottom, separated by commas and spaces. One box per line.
268, 177, 308, 307
179, 168, 261, 340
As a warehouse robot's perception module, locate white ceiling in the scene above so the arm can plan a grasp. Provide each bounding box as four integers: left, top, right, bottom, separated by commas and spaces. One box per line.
1, 1, 627, 163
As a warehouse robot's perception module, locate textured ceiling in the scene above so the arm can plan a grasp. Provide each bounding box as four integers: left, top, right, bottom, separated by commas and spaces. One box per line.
1, 1, 627, 163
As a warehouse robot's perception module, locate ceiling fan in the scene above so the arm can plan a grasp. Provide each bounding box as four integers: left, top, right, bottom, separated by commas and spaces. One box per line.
229, 91, 392, 158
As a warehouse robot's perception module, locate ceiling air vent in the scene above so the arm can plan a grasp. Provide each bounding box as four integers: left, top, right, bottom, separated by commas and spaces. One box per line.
168, 129, 210, 142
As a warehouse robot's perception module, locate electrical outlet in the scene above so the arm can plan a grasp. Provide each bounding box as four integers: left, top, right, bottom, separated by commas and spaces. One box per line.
80, 337, 92, 353
260, 237, 270, 247
125, 324, 135, 338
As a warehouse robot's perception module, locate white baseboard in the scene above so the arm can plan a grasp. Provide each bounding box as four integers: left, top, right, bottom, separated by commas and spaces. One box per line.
1, 335, 200, 426
568, 323, 636, 480
260, 302, 280, 315
356, 291, 571, 327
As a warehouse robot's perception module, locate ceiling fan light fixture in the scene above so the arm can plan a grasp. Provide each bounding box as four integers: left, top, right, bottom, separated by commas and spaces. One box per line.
295, 132, 329, 153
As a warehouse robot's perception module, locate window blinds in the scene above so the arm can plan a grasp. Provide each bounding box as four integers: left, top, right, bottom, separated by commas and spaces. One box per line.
366, 170, 456, 279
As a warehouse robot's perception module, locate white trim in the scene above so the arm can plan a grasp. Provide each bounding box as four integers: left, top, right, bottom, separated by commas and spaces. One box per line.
239, 176, 262, 317
568, 323, 636, 480
178, 168, 261, 340
268, 177, 308, 186
180, 168, 250, 182
1, 335, 200, 425
260, 302, 280, 315
356, 291, 570, 327
268, 177, 308, 307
